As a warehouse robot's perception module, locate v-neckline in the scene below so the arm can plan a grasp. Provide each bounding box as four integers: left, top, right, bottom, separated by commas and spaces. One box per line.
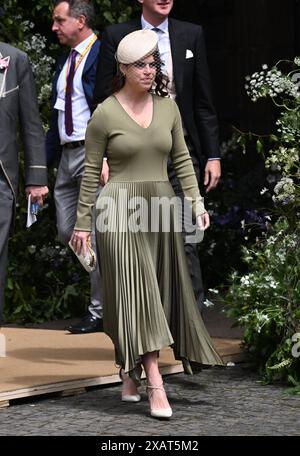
113, 94, 155, 130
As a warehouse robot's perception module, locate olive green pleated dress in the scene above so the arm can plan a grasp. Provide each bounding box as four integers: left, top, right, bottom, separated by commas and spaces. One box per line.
75, 95, 224, 384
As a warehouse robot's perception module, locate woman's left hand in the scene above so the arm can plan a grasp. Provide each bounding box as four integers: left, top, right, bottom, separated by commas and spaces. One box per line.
70, 230, 91, 255
196, 212, 210, 231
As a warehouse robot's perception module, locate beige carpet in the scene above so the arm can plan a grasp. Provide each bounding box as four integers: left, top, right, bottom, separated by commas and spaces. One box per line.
0, 327, 242, 404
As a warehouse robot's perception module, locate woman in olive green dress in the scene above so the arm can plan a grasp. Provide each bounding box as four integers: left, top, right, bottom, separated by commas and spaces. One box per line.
71, 30, 223, 419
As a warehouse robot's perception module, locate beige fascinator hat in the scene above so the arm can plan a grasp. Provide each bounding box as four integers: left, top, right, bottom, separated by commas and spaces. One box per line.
116, 29, 158, 64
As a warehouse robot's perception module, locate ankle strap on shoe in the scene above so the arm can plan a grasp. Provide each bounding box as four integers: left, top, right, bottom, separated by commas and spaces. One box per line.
146, 383, 165, 395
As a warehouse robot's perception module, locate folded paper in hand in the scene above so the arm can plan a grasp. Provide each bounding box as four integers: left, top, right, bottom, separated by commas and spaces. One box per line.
68, 240, 97, 273
26, 194, 37, 228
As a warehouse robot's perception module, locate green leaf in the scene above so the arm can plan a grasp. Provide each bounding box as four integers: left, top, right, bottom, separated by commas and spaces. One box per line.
103, 11, 114, 24
256, 139, 263, 154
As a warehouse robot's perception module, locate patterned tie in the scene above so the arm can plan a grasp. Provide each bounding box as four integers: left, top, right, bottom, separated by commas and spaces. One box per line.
65, 49, 77, 136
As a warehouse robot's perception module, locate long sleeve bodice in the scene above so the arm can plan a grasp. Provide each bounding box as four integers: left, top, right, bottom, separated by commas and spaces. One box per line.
75, 95, 205, 231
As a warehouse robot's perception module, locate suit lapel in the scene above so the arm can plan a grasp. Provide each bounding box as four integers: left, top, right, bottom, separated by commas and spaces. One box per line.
129, 17, 142, 31
58, 53, 68, 72
0, 55, 11, 98
55, 54, 68, 87
0, 70, 5, 97
168, 19, 186, 96
52, 53, 68, 102
55, 39, 100, 82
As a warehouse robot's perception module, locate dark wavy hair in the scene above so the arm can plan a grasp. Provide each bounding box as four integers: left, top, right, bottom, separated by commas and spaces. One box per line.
112, 50, 170, 97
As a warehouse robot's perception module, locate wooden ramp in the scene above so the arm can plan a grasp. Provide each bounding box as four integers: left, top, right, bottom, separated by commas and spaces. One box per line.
0, 327, 243, 408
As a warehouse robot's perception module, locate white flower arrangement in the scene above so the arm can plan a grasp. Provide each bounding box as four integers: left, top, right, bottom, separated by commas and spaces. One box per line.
226, 56, 300, 383
245, 63, 300, 101
12, 18, 55, 111
272, 177, 296, 204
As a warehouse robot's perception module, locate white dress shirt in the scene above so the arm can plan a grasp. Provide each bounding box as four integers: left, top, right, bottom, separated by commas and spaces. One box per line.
141, 16, 176, 99
55, 34, 94, 144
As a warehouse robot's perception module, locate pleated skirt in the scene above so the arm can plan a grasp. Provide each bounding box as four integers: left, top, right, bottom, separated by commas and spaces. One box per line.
96, 181, 224, 384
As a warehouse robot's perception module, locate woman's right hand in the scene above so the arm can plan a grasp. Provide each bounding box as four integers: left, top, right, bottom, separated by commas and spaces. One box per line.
196, 212, 210, 231
70, 230, 91, 255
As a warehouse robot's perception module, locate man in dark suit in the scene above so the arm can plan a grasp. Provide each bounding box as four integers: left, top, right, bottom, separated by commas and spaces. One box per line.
93, 0, 221, 311
0, 42, 48, 322
47, 0, 104, 333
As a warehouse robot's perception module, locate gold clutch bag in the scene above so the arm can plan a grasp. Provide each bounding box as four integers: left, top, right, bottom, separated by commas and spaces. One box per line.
68, 239, 97, 273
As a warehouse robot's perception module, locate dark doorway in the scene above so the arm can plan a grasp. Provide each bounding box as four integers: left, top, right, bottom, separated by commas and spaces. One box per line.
172, 0, 298, 137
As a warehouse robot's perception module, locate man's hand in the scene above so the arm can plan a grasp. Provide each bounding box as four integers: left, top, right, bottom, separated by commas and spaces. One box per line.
204, 159, 221, 193
25, 186, 49, 206
100, 160, 109, 186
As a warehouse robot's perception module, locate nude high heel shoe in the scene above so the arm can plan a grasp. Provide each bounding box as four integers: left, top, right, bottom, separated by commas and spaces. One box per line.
119, 369, 141, 403
147, 383, 172, 419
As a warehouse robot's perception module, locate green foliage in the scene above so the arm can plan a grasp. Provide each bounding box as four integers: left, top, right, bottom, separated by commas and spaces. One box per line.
2, 0, 138, 324
0, 1, 31, 43
0, 1, 138, 42
2, 3, 84, 322
5, 165, 91, 324
95, 0, 139, 26
199, 128, 271, 290
225, 58, 300, 388
226, 218, 300, 383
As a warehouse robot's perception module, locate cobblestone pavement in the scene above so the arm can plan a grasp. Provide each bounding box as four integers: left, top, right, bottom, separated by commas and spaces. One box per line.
0, 365, 299, 436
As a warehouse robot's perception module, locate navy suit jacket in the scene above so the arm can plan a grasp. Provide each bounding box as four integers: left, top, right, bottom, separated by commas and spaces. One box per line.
93, 18, 219, 169
46, 39, 101, 165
